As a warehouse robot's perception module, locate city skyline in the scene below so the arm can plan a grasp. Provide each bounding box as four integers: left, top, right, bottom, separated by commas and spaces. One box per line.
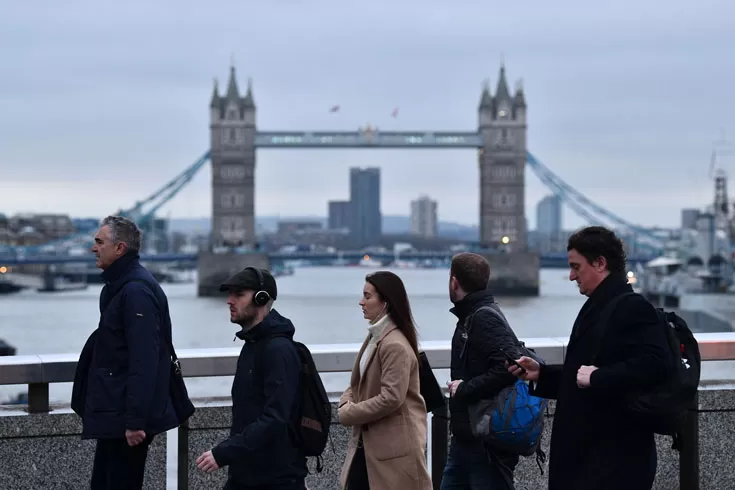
1, 1, 733, 229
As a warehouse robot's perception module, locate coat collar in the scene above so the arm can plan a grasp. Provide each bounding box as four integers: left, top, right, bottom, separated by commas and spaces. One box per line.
100, 252, 140, 284
450, 289, 496, 323
570, 272, 632, 342
352, 317, 399, 392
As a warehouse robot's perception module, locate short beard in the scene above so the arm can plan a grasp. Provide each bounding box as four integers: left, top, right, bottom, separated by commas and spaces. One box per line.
231, 308, 257, 330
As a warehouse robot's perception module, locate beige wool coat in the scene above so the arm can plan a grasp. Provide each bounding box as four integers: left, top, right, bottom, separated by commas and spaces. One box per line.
337, 321, 432, 490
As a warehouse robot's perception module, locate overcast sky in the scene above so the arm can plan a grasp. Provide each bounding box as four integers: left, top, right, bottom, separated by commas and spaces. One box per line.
1, 1, 733, 229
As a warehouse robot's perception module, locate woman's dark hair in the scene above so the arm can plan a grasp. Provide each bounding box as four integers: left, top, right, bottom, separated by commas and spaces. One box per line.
365, 271, 420, 358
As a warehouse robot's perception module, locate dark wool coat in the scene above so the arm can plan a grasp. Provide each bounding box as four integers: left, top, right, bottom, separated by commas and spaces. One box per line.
532, 274, 674, 490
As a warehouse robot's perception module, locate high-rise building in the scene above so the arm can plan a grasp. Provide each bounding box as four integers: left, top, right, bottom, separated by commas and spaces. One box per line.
350, 168, 381, 247
328, 200, 352, 230
537, 195, 562, 234
410, 196, 438, 238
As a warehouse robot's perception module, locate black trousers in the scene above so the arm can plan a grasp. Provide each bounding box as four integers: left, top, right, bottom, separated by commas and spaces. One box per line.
224, 482, 306, 490
346, 443, 370, 490
90, 436, 154, 490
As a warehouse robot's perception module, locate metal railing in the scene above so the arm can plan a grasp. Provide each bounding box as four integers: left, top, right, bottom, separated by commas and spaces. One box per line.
2, 333, 735, 490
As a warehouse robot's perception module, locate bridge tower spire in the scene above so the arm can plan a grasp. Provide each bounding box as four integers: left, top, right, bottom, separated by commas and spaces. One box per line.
478, 62, 528, 251
208, 64, 257, 252
225, 65, 240, 100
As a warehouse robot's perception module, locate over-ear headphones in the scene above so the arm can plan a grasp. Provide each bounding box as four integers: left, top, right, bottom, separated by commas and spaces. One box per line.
246, 266, 271, 307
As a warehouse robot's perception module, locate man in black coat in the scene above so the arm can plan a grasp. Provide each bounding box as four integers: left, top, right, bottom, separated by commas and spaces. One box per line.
72, 216, 179, 490
508, 226, 674, 490
441, 252, 521, 490
195, 267, 307, 490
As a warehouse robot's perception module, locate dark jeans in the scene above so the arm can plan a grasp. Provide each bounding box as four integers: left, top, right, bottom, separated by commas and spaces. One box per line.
90, 436, 154, 490
440, 437, 517, 490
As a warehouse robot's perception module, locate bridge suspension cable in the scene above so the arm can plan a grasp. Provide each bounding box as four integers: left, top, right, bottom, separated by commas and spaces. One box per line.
122, 151, 211, 227
3, 151, 212, 257
526, 152, 664, 253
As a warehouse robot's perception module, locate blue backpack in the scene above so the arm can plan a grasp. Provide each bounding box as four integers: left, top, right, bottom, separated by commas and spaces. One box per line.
463, 306, 548, 463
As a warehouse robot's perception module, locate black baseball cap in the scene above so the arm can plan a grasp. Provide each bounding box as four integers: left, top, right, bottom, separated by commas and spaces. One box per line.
219, 267, 278, 299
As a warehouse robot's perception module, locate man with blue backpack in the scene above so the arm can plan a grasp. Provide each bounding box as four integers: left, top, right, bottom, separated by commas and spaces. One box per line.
508, 227, 698, 490
441, 252, 530, 490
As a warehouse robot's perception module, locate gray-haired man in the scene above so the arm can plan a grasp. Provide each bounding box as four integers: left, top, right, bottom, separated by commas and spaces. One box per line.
72, 216, 179, 489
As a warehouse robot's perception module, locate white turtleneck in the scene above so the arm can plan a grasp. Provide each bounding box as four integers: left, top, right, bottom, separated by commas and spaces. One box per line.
359, 314, 391, 377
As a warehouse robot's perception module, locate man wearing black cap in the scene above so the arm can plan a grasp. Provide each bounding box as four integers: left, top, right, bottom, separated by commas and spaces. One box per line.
195, 267, 307, 490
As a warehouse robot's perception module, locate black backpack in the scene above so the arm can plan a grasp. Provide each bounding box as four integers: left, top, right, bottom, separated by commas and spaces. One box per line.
592, 292, 701, 445
256, 335, 332, 471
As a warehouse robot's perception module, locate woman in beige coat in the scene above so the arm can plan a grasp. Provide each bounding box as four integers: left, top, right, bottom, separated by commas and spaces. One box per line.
338, 271, 432, 490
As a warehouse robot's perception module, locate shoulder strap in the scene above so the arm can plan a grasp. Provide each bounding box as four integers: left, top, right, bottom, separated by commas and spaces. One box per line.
589, 292, 637, 364
460, 304, 512, 361
464, 304, 511, 336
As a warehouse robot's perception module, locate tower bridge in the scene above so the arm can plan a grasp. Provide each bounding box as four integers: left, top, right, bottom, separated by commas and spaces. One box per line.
200, 64, 535, 296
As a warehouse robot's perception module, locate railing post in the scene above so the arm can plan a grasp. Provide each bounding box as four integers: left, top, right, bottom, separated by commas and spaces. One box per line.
27, 382, 49, 413
177, 424, 189, 490
431, 399, 449, 490
679, 392, 699, 490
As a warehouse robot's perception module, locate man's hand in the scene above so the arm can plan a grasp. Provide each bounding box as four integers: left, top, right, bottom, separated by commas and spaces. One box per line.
196, 450, 221, 473
125, 429, 146, 447
446, 379, 463, 397
507, 356, 541, 382
576, 365, 598, 388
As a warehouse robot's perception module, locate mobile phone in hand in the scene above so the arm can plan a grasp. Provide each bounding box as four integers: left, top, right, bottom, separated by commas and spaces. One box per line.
506, 355, 527, 375
501, 348, 527, 375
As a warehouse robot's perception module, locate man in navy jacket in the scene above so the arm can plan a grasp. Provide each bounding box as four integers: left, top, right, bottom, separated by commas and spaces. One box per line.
195, 267, 307, 490
71, 216, 178, 490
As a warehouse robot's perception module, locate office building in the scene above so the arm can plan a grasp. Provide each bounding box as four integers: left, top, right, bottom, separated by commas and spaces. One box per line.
350, 167, 381, 247
328, 200, 352, 230
537, 195, 562, 234
410, 196, 438, 238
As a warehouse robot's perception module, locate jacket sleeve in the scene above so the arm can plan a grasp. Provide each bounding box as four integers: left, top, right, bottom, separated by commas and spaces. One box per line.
589, 297, 674, 394
212, 339, 301, 467
338, 340, 412, 426
530, 364, 563, 400
122, 283, 161, 431
339, 386, 354, 409
452, 308, 518, 403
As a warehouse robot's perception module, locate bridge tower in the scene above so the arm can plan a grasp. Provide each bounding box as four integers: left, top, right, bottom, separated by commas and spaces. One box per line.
478, 64, 527, 250
209, 66, 257, 249
477, 64, 539, 295
198, 66, 268, 297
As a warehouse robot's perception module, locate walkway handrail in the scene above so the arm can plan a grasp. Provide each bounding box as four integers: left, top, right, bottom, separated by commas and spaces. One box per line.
2, 333, 735, 413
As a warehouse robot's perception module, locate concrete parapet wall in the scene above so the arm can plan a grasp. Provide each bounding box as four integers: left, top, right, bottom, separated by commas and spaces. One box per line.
481, 251, 540, 297
0, 406, 166, 490
3, 388, 735, 489
197, 251, 270, 297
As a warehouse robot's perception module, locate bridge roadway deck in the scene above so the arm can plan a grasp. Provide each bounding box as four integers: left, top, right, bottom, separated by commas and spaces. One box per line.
2, 333, 735, 489
253, 130, 483, 148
